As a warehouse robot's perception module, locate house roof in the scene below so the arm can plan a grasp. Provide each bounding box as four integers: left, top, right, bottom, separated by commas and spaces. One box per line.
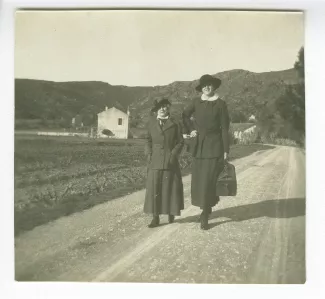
98, 106, 128, 115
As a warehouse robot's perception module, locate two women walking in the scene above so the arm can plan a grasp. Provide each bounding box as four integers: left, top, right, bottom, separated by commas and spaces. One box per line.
143, 74, 230, 230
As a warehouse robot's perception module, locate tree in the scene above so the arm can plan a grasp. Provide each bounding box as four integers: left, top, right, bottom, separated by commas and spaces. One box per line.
230, 110, 247, 123
294, 47, 304, 80
79, 105, 100, 127
257, 46, 305, 144
129, 114, 142, 128
102, 129, 114, 137
274, 47, 305, 140
275, 83, 305, 133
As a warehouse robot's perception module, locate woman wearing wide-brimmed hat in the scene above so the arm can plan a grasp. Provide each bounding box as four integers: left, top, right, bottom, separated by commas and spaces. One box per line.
182, 74, 230, 230
143, 98, 185, 228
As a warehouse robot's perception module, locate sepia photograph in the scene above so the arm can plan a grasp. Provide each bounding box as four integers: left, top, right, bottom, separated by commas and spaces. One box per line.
14, 9, 305, 284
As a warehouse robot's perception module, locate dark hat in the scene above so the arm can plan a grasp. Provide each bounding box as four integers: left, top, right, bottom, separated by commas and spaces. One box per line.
195, 74, 222, 92
151, 98, 171, 112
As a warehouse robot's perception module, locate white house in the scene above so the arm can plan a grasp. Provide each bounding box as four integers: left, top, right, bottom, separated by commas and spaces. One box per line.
243, 125, 256, 134
233, 130, 243, 140
97, 106, 130, 139
248, 114, 256, 122
232, 124, 257, 143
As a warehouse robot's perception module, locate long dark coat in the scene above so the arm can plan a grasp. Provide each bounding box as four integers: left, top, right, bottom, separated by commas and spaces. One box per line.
182, 97, 230, 210
143, 115, 185, 216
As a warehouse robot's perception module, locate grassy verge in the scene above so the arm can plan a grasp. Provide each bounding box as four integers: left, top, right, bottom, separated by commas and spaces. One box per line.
14, 135, 274, 236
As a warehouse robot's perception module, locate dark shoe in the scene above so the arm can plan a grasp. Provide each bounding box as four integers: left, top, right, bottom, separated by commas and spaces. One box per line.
197, 210, 211, 223
168, 215, 175, 223
200, 213, 209, 230
148, 216, 160, 228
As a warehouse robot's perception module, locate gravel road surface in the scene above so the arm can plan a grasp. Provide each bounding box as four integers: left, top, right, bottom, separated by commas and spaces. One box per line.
15, 146, 306, 284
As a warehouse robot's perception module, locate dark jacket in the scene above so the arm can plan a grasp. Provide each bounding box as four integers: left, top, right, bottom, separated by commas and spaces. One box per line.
182, 97, 230, 158
145, 116, 184, 170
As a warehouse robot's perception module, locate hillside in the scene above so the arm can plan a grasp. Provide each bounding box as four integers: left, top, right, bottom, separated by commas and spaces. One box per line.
15, 68, 298, 129
15, 79, 152, 128
130, 68, 299, 127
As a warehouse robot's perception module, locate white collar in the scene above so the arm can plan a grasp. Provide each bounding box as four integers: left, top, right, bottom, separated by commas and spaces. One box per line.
201, 94, 219, 101
157, 115, 170, 120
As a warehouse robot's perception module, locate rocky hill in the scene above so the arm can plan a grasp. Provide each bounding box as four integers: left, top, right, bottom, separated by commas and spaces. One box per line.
15, 68, 298, 129
130, 68, 298, 127
15, 79, 151, 128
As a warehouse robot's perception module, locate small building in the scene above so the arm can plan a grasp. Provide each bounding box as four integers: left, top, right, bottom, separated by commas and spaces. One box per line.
97, 106, 130, 139
232, 123, 257, 144
248, 114, 256, 122
243, 125, 256, 134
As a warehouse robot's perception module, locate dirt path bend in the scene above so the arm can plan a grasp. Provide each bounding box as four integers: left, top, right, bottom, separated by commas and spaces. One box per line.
15, 146, 306, 284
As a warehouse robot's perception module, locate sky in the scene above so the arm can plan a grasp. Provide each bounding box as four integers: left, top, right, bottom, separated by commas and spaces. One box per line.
15, 10, 304, 86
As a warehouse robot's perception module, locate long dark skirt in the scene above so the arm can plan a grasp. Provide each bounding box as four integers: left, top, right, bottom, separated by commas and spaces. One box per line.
144, 167, 184, 216
191, 157, 224, 210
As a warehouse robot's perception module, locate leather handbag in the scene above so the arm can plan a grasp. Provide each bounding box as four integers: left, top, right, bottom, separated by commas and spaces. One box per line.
216, 162, 237, 196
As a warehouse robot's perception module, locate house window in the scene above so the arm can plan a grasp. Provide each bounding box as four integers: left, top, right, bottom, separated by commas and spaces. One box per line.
118, 118, 123, 126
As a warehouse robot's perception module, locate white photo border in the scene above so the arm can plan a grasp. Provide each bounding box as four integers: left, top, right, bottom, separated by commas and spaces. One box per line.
1, 1, 324, 298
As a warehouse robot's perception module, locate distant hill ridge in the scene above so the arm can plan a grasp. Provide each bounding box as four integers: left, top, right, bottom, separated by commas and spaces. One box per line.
15, 68, 298, 129
129, 68, 298, 127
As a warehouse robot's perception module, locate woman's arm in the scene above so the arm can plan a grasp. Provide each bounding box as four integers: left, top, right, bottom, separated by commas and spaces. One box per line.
220, 100, 230, 155
144, 120, 152, 158
182, 98, 196, 135
171, 121, 185, 159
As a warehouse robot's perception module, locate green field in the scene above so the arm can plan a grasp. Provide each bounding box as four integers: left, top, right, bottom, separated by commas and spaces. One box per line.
14, 134, 274, 236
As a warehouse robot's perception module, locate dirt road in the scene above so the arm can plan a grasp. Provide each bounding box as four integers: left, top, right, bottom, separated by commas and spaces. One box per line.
15, 146, 306, 284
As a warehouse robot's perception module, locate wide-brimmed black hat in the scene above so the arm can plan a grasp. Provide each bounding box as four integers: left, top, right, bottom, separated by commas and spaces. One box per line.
195, 74, 222, 92
151, 98, 171, 112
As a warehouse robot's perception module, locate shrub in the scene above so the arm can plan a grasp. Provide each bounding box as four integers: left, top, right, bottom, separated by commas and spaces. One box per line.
238, 131, 258, 145
102, 129, 114, 137
259, 134, 299, 147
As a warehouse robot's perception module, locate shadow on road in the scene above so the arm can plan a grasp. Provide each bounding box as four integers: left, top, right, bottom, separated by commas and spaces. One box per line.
176, 197, 305, 228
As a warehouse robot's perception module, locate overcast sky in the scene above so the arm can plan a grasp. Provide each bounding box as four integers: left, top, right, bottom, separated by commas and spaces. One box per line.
15, 10, 304, 86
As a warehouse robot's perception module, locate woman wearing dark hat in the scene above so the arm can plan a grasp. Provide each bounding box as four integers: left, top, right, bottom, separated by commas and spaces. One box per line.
182, 74, 230, 230
143, 98, 185, 228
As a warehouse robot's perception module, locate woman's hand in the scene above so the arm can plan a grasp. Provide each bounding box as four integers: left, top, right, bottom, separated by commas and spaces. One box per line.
183, 130, 197, 139
190, 130, 197, 138
224, 152, 229, 161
